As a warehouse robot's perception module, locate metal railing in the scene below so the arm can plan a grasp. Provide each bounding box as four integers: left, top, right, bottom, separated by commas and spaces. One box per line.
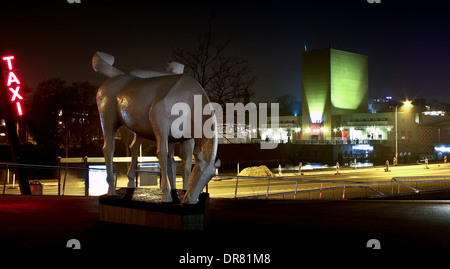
0, 162, 161, 196
390, 176, 450, 196
238, 185, 384, 200
226, 174, 389, 200
225, 174, 450, 200
2, 161, 450, 200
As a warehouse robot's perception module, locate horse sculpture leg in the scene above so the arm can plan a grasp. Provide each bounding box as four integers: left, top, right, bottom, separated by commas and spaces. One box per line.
156, 138, 172, 202
127, 133, 142, 188
167, 143, 177, 189
181, 139, 195, 190
101, 122, 120, 195
167, 142, 179, 201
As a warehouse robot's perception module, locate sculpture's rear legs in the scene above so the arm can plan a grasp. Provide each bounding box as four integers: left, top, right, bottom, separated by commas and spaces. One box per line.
127, 133, 142, 188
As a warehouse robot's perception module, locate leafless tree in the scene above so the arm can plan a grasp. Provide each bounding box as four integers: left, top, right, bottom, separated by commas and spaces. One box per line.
172, 16, 256, 106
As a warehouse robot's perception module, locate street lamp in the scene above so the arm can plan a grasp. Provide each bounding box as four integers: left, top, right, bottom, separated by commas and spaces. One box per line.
395, 100, 412, 165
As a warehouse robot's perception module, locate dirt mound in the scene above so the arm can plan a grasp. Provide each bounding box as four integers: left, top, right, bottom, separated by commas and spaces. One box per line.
238, 165, 274, 178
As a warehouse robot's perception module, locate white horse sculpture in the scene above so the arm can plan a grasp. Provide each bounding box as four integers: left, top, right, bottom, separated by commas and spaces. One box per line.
93, 52, 220, 204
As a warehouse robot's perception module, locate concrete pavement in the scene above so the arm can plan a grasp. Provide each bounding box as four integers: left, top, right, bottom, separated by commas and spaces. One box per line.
1, 194, 450, 258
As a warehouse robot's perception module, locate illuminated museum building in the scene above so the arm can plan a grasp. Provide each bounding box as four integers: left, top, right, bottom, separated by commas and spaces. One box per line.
294, 47, 448, 162
301, 48, 369, 141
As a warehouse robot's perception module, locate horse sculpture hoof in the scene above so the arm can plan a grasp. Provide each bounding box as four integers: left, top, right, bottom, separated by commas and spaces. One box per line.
127, 180, 136, 188
182, 193, 198, 204
108, 188, 117, 196
162, 191, 173, 203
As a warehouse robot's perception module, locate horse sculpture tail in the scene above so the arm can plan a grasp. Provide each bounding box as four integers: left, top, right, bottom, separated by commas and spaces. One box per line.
92, 51, 125, 78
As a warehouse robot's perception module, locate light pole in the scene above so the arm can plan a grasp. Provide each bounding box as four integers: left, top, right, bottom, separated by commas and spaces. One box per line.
395, 105, 398, 164
395, 100, 412, 165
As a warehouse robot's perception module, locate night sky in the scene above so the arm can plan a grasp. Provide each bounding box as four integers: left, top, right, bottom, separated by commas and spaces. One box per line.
1, 0, 450, 106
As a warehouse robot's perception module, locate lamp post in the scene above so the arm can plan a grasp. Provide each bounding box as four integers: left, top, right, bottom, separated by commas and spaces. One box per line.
395, 100, 412, 165
395, 105, 398, 165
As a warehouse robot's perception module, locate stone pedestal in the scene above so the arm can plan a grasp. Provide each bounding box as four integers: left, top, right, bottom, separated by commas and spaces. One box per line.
99, 188, 208, 230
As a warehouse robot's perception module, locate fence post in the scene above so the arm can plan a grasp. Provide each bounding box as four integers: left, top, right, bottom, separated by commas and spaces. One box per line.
319, 182, 323, 199
234, 163, 240, 198
57, 157, 61, 196
61, 160, 68, 196
294, 181, 298, 199
2, 164, 7, 194
6, 163, 8, 184
234, 176, 239, 199
83, 156, 89, 196
278, 164, 282, 177
342, 184, 346, 199
266, 178, 271, 198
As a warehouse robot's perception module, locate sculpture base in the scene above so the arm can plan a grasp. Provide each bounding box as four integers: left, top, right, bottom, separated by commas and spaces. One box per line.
99, 188, 209, 230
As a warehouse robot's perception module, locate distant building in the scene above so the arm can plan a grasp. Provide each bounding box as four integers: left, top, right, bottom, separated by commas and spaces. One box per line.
302, 48, 368, 140
217, 46, 450, 165
420, 113, 450, 156
369, 96, 395, 113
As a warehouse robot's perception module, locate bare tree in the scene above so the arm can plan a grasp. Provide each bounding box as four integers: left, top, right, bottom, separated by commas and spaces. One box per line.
28, 78, 102, 157
172, 16, 256, 106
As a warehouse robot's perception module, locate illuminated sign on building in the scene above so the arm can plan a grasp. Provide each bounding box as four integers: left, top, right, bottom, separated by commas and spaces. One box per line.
423, 111, 446, 116
352, 144, 374, 151
309, 123, 322, 136
2, 55, 23, 116
434, 146, 450, 153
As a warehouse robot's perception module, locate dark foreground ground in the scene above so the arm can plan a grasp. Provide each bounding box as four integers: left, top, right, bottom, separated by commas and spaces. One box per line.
1, 194, 450, 263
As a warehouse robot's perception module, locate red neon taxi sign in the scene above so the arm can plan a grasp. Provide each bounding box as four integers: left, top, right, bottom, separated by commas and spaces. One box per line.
2, 55, 23, 116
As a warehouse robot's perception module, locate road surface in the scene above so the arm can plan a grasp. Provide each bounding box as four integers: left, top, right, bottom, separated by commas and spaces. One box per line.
206, 163, 450, 198
2, 163, 450, 199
